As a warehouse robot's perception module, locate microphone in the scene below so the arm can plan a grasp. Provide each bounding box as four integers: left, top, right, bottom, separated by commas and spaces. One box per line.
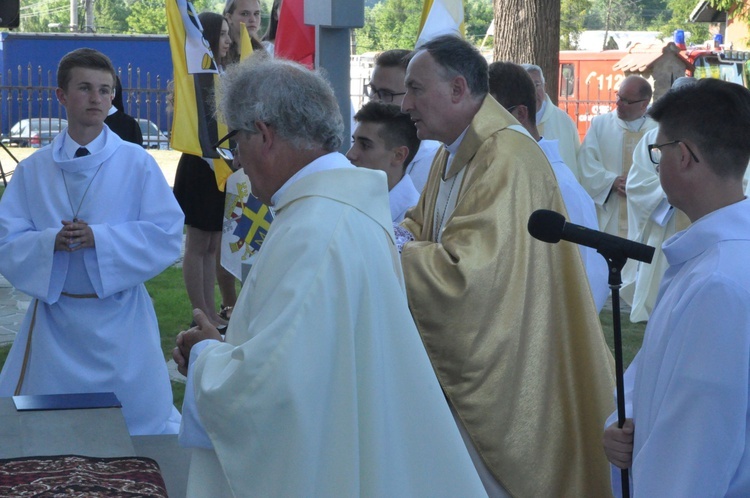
527, 209, 655, 264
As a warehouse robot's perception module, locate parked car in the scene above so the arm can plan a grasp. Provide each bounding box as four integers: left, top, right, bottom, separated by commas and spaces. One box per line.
3, 118, 68, 147
137, 119, 170, 150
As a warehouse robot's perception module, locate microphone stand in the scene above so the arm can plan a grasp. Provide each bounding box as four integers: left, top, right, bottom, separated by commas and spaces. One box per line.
600, 244, 630, 498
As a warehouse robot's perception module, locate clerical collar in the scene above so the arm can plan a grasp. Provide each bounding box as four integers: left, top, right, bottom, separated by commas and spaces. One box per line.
107, 105, 117, 117
623, 115, 647, 132
271, 152, 353, 206
445, 127, 469, 157
62, 129, 106, 160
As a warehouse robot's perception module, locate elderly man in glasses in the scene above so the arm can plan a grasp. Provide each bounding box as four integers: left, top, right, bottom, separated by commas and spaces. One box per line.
366, 49, 440, 192
603, 77, 750, 497
578, 74, 657, 237
173, 56, 485, 498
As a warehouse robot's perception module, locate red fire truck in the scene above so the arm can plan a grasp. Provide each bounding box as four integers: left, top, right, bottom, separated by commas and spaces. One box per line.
557, 42, 750, 141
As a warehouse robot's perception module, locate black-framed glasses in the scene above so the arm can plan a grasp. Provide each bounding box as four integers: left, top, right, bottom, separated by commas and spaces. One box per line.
648, 140, 700, 165
213, 129, 239, 162
616, 94, 648, 106
365, 84, 406, 103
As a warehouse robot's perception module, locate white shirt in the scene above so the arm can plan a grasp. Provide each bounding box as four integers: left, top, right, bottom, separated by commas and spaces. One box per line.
609, 198, 750, 497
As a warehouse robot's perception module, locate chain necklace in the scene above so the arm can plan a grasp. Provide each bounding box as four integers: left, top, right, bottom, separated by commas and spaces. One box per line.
61, 163, 104, 222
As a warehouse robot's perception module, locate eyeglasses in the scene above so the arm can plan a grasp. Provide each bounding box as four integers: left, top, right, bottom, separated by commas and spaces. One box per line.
213, 129, 239, 162
647, 140, 700, 165
365, 84, 406, 103
616, 94, 648, 106
505, 105, 518, 113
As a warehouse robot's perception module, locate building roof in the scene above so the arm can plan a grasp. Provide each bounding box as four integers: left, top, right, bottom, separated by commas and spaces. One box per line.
690, 0, 728, 23
613, 42, 694, 72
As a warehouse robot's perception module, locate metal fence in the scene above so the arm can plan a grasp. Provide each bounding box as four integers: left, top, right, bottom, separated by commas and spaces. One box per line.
0, 56, 376, 184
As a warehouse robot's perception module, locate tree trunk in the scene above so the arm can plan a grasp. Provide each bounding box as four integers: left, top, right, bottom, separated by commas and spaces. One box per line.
493, 0, 561, 105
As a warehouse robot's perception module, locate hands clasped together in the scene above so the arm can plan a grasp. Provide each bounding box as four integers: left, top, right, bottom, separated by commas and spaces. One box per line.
55, 219, 95, 252
173, 309, 224, 376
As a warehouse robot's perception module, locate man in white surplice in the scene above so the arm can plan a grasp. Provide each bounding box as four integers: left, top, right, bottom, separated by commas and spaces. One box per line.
523, 63, 582, 180
622, 77, 750, 323
347, 101, 421, 222
578, 75, 657, 236
0, 48, 183, 436
173, 57, 486, 498
603, 78, 750, 497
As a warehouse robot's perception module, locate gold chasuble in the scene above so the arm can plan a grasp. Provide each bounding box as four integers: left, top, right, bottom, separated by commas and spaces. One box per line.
401, 96, 615, 497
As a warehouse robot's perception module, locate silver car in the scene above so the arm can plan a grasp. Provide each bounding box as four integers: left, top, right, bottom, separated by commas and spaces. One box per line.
137, 119, 170, 150
3, 118, 68, 147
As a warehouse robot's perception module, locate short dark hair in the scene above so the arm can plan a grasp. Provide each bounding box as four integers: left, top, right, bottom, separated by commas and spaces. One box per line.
354, 101, 421, 170
57, 48, 116, 91
488, 61, 537, 125
375, 49, 410, 70
649, 78, 750, 178
415, 35, 488, 99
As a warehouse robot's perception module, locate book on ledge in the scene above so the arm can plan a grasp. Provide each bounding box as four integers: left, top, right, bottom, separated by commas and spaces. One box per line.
12, 392, 122, 411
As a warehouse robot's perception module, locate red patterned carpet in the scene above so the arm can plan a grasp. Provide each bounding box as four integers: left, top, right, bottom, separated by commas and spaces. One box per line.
0, 455, 168, 497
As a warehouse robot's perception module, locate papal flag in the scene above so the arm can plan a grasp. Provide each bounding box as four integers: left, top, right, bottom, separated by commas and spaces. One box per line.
416, 0, 465, 48
166, 0, 252, 191
221, 170, 274, 280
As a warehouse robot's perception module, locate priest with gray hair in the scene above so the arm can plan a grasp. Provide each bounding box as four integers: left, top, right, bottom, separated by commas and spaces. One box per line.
173, 56, 485, 497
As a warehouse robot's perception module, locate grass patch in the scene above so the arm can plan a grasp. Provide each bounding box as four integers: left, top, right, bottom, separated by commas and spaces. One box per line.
145, 266, 192, 356
145, 266, 192, 409
600, 309, 646, 369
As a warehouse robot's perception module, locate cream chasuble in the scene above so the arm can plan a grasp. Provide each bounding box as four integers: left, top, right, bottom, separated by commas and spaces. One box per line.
183, 162, 486, 497
401, 96, 615, 497
618, 128, 646, 237
578, 111, 657, 235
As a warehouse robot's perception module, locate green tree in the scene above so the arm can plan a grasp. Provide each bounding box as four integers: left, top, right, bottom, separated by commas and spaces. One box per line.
652, 0, 710, 45
354, 0, 493, 54
95, 0, 132, 33
561, 0, 592, 49
710, 0, 750, 22
127, 0, 168, 34
355, 0, 423, 53
464, 0, 494, 44
585, 0, 650, 31
19, 0, 71, 33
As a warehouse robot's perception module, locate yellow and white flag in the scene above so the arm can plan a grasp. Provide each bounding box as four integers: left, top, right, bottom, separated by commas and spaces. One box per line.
416, 0, 465, 47
166, 0, 252, 191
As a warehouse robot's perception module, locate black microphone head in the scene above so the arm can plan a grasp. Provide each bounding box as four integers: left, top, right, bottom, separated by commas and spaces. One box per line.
527, 209, 566, 243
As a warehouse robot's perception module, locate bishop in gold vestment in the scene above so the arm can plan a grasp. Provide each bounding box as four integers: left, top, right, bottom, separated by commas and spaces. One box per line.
401, 93, 616, 496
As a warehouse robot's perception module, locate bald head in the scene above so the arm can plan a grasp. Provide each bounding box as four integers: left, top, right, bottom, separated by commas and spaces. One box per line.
616, 75, 652, 121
